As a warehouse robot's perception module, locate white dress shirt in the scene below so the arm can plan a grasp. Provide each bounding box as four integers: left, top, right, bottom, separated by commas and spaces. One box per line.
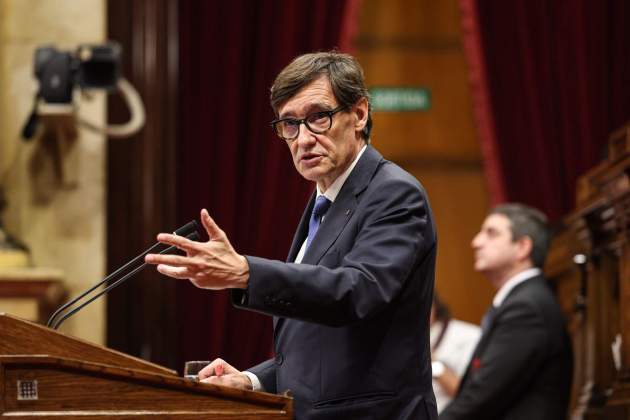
431, 319, 481, 413
294, 145, 367, 264
492, 267, 542, 308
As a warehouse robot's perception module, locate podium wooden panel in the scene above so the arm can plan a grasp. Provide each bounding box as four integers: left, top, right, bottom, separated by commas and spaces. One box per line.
0, 313, 293, 419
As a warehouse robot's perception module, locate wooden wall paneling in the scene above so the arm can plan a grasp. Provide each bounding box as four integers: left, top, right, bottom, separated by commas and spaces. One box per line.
358, 0, 462, 40
360, 49, 481, 162
106, 0, 179, 370
355, 0, 492, 323
411, 166, 493, 323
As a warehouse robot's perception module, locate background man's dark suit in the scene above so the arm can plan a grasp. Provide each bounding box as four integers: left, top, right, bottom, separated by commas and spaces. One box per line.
440, 275, 572, 420
233, 146, 438, 419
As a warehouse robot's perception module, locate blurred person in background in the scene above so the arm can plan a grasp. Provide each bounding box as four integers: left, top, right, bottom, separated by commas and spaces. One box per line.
430, 294, 480, 413
440, 203, 572, 420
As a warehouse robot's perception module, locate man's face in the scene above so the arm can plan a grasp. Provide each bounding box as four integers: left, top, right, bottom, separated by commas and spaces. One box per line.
276, 76, 367, 191
471, 214, 522, 276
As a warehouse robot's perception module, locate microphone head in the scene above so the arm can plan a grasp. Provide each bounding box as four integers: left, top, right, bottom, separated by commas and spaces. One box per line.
174, 220, 199, 237
160, 231, 201, 256
187, 231, 200, 241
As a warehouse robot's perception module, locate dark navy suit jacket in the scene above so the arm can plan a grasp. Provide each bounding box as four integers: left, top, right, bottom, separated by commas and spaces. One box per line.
233, 146, 438, 420
440, 275, 573, 420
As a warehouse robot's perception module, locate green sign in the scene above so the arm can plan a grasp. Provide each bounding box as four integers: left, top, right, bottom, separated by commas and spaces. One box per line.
369, 87, 431, 112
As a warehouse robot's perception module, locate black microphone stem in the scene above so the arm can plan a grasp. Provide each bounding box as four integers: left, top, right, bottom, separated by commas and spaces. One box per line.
46, 220, 199, 329
46, 241, 164, 328
53, 259, 149, 330
52, 241, 187, 330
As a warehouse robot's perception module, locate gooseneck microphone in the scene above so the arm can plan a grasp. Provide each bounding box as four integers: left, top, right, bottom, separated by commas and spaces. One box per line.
47, 220, 200, 330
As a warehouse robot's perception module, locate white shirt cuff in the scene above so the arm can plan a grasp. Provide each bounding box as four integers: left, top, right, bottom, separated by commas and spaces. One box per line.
243, 371, 263, 391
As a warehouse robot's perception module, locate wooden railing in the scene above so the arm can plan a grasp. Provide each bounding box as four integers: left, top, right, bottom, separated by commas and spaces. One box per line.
547, 122, 630, 419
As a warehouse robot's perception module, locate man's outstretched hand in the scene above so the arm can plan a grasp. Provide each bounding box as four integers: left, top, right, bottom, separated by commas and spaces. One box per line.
145, 209, 249, 289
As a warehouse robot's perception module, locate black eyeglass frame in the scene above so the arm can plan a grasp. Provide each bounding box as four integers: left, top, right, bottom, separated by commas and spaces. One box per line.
270, 105, 348, 140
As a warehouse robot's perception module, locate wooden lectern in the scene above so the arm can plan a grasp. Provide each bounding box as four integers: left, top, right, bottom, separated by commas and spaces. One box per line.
0, 313, 293, 419
547, 122, 630, 419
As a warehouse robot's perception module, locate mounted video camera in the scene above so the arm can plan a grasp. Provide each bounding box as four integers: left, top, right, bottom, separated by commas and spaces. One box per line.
34, 42, 121, 104
22, 41, 144, 140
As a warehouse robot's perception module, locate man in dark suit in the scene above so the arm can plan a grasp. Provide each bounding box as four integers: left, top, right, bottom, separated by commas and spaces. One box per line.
146, 52, 438, 419
440, 203, 572, 420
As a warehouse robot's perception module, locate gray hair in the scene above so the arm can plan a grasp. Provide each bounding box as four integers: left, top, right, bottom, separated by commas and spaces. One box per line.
490, 203, 550, 268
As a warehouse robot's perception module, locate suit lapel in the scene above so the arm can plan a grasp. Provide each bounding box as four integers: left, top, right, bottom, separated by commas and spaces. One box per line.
458, 275, 546, 391
300, 192, 355, 264
301, 146, 382, 265
275, 192, 314, 332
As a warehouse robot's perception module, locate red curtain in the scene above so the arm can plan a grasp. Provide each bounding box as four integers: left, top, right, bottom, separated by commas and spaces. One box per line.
176, 1, 360, 372
461, 0, 630, 220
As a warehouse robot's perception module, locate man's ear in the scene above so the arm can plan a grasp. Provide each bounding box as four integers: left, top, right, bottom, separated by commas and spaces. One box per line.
353, 97, 369, 134
516, 236, 533, 263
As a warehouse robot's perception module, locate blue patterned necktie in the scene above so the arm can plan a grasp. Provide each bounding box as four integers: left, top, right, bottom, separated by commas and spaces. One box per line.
480, 305, 498, 334
306, 195, 332, 249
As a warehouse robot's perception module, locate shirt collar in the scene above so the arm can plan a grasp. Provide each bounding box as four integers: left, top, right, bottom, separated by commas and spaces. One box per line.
492, 267, 541, 307
316, 145, 367, 202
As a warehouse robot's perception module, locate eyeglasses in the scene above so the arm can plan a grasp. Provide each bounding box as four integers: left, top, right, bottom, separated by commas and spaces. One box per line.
270, 105, 347, 141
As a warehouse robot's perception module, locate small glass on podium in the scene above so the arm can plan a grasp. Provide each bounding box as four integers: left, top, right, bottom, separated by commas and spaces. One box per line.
183, 360, 210, 381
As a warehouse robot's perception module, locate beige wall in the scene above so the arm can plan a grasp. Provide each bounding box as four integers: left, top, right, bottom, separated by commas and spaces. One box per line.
0, 0, 106, 344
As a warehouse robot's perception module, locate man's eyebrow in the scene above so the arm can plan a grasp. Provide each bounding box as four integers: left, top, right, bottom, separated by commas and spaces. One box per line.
279, 102, 334, 119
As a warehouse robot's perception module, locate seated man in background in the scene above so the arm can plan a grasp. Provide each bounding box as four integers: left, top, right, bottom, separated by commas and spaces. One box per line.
440, 203, 572, 420
430, 294, 480, 413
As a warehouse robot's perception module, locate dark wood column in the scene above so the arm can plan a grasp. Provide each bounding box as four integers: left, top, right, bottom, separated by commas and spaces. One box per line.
106, 0, 180, 370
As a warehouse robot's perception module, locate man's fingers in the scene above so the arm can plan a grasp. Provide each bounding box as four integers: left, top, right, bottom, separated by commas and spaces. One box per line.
201, 209, 226, 242
156, 264, 192, 279
155, 232, 200, 253
145, 253, 196, 267
198, 358, 228, 379
201, 373, 252, 390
